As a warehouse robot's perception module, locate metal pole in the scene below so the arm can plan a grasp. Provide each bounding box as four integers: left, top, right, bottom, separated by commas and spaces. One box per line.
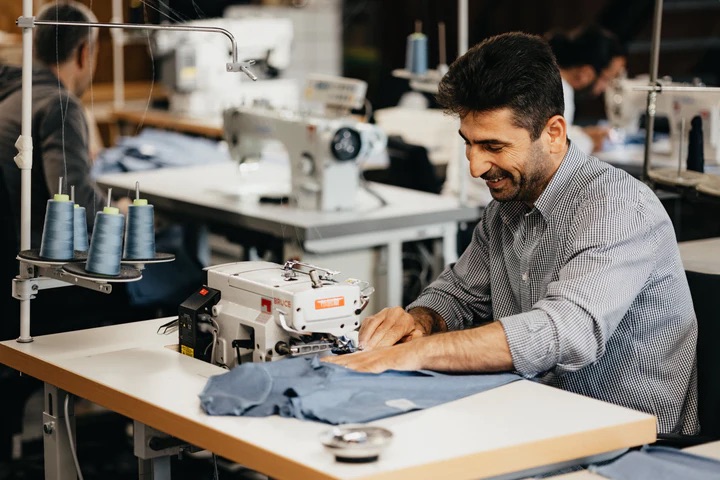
632, 85, 720, 94
111, 0, 125, 109
31, 19, 257, 80
457, 0, 469, 205
17, 0, 34, 343
641, 0, 664, 182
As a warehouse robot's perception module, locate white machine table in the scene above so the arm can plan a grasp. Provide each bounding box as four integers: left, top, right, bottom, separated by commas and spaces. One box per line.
97, 162, 480, 308
0, 318, 657, 480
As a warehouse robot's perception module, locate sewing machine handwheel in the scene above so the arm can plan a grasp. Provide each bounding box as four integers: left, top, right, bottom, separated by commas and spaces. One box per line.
331, 128, 362, 161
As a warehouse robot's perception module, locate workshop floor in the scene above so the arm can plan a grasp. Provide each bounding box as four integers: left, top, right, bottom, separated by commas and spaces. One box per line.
0, 391, 270, 480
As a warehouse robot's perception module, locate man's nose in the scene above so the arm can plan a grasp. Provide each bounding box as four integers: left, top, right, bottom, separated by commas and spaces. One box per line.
467, 149, 492, 179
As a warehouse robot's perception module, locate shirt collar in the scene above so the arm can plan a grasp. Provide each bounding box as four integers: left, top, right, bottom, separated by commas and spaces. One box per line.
533, 141, 586, 219
498, 140, 586, 223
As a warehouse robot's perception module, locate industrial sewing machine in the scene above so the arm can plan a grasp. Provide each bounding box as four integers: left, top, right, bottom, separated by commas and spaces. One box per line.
605, 75, 720, 164
178, 261, 373, 367
223, 75, 388, 211
154, 17, 299, 117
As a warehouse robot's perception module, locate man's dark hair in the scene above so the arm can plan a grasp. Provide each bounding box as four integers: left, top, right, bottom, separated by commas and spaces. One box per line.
436, 32, 564, 141
34, 2, 96, 66
547, 24, 626, 75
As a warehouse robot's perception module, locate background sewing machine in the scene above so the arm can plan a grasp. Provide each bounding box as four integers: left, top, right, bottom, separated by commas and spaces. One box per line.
153, 17, 299, 118
178, 261, 373, 367
605, 74, 720, 165
223, 75, 388, 211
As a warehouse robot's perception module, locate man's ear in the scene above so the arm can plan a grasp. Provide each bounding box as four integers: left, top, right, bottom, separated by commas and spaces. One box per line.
76, 40, 89, 69
544, 115, 567, 155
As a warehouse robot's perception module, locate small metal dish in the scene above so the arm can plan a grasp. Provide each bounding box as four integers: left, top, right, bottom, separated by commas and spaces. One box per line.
320, 425, 393, 463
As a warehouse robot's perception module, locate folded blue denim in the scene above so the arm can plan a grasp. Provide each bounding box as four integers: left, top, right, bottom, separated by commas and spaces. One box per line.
591, 445, 720, 480
199, 355, 521, 424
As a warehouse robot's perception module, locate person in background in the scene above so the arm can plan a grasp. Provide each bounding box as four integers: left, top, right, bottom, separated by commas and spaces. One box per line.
547, 24, 627, 153
0, 1, 205, 464
0, 1, 204, 334
324, 32, 698, 436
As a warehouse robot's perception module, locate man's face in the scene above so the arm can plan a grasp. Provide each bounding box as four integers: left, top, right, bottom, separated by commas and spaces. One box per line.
592, 56, 627, 97
459, 108, 556, 205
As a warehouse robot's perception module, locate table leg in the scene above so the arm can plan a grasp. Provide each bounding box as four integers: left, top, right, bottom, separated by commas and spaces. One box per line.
138, 456, 172, 480
386, 240, 402, 307
134, 421, 185, 480
42, 384, 77, 480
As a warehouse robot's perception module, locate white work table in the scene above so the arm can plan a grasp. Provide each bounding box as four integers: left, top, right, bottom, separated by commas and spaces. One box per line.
0, 318, 657, 480
96, 162, 480, 308
595, 144, 720, 178
678, 237, 720, 275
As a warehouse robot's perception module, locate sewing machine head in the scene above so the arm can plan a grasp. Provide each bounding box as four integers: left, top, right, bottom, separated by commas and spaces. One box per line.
178, 261, 373, 368
153, 17, 298, 117
605, 75, 720, 164
604, 74, 649, 134
223, 83, 387, 211
662, 88, 720, 164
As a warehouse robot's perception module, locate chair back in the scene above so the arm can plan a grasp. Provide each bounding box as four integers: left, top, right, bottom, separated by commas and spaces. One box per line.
687, 270, 720, 438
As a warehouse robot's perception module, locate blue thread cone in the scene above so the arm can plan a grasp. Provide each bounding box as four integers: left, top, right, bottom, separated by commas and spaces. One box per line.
39, 195, 74, 260
86, 207, 125, 275
124, 202, 155, 259
405, 33, 428, 75
73, 205, 89, 252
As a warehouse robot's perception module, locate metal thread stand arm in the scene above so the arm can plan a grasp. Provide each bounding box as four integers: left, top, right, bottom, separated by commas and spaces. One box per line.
14, 5, 257, 343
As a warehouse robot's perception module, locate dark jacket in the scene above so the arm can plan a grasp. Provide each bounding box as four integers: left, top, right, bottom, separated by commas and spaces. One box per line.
0, 64, 105, 249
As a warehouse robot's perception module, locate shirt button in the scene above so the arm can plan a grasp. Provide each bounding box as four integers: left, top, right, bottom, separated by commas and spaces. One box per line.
522, 272, 528, 282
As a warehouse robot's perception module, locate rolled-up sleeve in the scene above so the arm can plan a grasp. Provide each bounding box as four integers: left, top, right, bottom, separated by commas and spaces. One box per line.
499, 310, 557, 376
502, 194, 656, 377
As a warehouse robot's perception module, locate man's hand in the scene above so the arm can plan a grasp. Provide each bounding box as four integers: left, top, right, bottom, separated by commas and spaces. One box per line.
322, 342, 422, 373
358, 307, 428, 350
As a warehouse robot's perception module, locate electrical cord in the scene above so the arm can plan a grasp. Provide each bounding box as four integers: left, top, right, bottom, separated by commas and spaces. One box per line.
198, 314, 220, 364
64, 394, 85, 480
360, 178, 389, 207
212, 452, 220, 480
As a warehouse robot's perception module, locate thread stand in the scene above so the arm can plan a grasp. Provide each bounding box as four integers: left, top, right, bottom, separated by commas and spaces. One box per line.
13, 261, 115, 309
62, 262, 142, 282
17, 248, 87, 264
121, 252, 175, 265
391, 68, 446, 94
13, 11, 254, 344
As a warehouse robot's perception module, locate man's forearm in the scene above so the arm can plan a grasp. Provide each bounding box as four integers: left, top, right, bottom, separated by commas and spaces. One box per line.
413, 321, 514, 372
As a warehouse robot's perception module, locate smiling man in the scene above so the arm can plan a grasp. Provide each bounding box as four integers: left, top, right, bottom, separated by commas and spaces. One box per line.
324, 32, 698, 436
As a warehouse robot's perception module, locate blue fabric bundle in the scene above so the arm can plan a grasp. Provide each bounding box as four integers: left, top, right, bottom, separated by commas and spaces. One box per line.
92, 128, 230, 176
592, 445, 720, 480
198, 355, 521, 424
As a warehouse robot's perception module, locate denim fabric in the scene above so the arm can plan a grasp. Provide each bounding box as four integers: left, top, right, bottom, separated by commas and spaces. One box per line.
199, 355, 521, 424
592, 445, 720, 480
91, 128, 230, 176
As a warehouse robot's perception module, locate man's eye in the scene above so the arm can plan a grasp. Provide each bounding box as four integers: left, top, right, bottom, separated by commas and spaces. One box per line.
485, 144, 503, 152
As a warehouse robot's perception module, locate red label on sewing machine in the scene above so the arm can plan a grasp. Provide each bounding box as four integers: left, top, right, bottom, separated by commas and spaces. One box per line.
261, 298, 272, 313
315, 296, 345, 309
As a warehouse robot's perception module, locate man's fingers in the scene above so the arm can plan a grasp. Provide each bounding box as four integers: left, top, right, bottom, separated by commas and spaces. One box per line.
398, 328, 424, 343
358, 313, 383, 346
